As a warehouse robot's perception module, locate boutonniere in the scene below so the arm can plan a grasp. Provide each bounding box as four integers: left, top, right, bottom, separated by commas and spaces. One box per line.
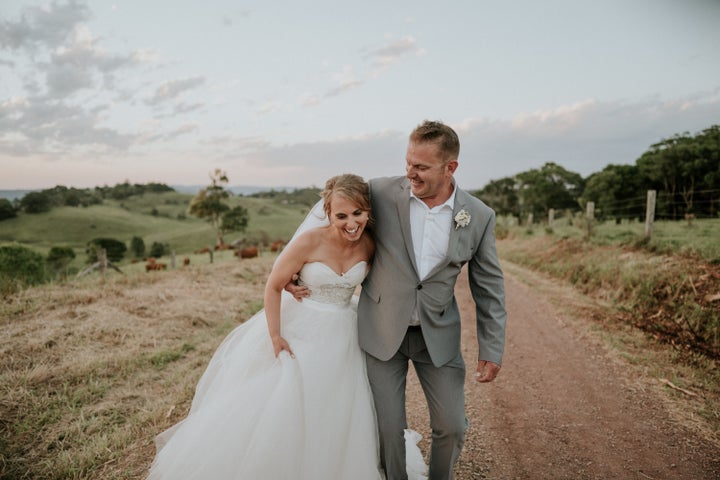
454, 209, 471, 230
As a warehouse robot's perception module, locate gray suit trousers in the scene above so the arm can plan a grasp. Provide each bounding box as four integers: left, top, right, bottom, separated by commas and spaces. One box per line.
365, 327, 468, 480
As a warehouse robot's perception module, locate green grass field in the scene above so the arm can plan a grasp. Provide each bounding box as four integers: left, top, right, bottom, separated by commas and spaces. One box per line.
0, 192, 311, 271
499, 216, 720, 262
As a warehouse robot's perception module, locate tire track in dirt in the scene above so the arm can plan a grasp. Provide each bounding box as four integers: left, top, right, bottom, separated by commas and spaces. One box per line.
405, 263, 719, 479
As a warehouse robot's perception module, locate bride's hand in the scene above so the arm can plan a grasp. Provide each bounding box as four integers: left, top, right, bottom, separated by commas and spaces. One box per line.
271, 336, 295, 358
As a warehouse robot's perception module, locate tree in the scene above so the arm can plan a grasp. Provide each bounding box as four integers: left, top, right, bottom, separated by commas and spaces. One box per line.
515, 163, 584, 219
19, 191, 52, 213
0, 198, 17, 221
0, 245, 47, 294
188, 169, 232, 245
581, 164, 646, 221
149, 241, 168, 258
86, 238, 127, 263
637, 126, 720, 219
221, 205, 250, 237
130, 236, 146, 258
474, 177, 520, 217
47, 246, 76, 276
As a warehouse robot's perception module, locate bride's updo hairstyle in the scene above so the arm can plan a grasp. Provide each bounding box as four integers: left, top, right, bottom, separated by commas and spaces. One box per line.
321, 174, 372, 225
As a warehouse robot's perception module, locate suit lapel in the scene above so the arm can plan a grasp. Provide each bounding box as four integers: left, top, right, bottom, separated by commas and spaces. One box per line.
395, 180, 420, 277
448, 188, 471, 257
425, 187, 468, 279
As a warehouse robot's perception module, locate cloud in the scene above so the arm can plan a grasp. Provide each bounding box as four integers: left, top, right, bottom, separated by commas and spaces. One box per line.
300, 66, 364, 108
214, 91, 720, 189
363, 35, 423, 67
140, 123, 198, 143
450, 91, 720, 187
0, 94, 136, 156
255, 101, 282, 116
0, 1, 90, 51
301, 35, 423, 109
146, 76, 206, 105
38, 28, 143, 98
2, 2, 150, 103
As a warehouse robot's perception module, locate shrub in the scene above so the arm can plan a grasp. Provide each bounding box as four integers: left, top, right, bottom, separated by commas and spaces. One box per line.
130, 236, 146, 258
0, 198, 17, 221
149, 241, 169, 258
47, 246, 76, 276
19, 191, 52, 213
86, 238, 127, 263
0, 244, 47, 294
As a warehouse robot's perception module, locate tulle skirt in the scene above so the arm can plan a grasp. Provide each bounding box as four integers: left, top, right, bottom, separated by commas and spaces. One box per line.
147, 295, 426, 479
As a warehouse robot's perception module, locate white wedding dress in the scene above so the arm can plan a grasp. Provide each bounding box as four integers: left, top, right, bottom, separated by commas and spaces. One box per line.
147, 260, 427, 480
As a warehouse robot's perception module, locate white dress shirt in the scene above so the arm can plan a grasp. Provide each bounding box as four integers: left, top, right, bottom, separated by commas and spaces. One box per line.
409, 187, 456, 280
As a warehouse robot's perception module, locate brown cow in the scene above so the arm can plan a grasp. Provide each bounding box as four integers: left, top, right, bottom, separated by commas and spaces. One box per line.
145, 261, 167, 272
238, 246, 258, 259
270, 240, 285, 252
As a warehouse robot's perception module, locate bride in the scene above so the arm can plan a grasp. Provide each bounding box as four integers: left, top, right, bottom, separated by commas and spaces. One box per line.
146, 174, 426, 479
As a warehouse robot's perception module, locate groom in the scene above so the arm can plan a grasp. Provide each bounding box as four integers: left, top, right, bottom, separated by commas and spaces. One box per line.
358, 120, 507, 480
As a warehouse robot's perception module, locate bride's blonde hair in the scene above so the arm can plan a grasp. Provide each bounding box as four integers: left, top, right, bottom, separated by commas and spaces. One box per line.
321, 174, 372, 225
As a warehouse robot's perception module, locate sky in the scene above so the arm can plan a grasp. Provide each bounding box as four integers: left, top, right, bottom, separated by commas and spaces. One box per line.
1, 0, 719, 191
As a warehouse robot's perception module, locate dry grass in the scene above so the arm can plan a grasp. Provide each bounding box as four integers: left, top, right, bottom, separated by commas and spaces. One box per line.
0, 255, 273, 480
498, 236, 720, 441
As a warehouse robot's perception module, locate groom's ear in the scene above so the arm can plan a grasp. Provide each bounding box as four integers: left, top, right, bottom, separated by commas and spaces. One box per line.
446, 160, 458, 175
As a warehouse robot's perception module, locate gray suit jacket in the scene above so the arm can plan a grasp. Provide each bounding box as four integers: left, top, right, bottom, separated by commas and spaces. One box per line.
358, 176, 507, 367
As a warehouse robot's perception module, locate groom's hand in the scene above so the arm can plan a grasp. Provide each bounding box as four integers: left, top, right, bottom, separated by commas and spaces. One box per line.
284, 273, 310, 301
475, 360, 501, 383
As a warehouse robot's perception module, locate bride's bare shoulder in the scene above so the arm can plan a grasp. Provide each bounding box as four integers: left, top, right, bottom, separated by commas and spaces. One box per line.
291, 226, 327, 248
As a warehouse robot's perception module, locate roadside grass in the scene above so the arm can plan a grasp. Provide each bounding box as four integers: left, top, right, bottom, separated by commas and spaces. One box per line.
497, 235, 720, 439
0, 255, 274, 480
504, 216, 720, 263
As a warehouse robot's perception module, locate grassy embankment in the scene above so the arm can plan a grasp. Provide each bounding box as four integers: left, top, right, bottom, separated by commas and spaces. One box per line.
497, 216, 720, 442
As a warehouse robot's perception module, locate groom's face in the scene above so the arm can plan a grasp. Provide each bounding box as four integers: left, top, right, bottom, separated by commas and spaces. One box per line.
405, 141, 457, 207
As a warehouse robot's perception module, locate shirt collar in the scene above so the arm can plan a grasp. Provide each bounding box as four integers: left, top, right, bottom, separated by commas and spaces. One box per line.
409, 180, 457, 211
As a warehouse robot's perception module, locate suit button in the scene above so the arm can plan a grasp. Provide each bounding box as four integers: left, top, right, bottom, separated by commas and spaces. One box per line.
416, 284, 423, 290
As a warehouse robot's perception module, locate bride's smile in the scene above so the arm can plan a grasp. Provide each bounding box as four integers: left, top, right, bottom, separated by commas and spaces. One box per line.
329, 194, 369, 242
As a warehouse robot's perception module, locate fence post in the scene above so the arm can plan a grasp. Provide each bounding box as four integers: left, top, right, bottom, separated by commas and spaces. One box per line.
171, 250, 176, 269
98, 248, 107, 277
645, 190, 656, 239
526, 213, 534, 228
585, 202, 595, 239
548, 208, 555, 227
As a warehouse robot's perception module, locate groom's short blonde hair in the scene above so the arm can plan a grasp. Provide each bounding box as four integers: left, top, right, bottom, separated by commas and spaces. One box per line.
409, 120, 460, 164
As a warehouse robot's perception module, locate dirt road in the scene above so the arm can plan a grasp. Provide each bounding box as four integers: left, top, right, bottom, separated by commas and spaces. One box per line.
405, 263, 719, 480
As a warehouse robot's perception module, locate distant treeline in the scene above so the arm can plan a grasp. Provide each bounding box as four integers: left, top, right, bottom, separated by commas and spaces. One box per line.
474, 124, 720, 221
247, 187, 322, 207
0, 181, 324, 222
0, 182, 176, 220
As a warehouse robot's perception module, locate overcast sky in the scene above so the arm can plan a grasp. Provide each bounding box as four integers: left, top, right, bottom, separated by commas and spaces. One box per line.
1, 0, 719, 190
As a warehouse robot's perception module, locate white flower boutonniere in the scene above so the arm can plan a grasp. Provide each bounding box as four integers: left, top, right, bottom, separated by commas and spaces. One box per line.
454, 209, 471, 230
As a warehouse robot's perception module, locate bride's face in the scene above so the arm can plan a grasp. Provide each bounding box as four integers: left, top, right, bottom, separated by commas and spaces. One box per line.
329, 194, 369, 242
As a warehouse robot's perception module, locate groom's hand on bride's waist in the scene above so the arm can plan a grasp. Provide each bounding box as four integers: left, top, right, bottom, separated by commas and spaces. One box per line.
284, 273, 310, 301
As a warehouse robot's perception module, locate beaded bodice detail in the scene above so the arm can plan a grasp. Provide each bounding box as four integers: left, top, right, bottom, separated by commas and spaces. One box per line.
297, 261, 367, 305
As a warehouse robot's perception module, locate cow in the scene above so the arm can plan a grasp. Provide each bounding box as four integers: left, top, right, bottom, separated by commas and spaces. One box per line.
145, 258, 168, 271
270, 240, 286, 252
238, 246, 259, 259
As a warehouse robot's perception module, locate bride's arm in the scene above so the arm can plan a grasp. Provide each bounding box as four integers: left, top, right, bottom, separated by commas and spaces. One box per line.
263, 234, 314, 357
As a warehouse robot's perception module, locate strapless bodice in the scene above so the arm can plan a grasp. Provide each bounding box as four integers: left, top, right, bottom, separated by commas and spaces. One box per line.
297, 261, 367, 305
